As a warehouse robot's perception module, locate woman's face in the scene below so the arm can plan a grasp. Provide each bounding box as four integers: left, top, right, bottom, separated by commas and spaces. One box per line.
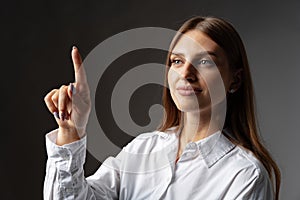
168, 29, 233, 112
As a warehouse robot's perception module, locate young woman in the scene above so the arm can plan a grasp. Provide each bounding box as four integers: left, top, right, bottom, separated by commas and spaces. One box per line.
44, 16, 281, 199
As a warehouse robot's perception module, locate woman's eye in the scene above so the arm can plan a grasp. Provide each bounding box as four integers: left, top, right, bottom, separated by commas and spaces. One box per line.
171, 59, 183, 65
198, 59, 214, 66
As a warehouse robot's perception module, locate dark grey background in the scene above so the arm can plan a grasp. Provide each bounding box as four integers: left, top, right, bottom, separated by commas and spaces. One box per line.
1, 0, 299, 199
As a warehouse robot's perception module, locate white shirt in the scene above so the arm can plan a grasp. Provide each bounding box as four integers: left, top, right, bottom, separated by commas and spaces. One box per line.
44, 127, 274, 200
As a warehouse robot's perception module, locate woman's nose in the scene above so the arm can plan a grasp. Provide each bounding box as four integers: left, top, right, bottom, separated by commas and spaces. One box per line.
180, 62, 197, 82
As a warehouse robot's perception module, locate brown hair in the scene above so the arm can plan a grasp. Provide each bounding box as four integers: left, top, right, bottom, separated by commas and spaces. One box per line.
158, 16, 281, 199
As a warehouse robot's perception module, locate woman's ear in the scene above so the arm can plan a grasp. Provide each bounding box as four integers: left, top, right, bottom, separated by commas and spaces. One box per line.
228, 68, 243, 93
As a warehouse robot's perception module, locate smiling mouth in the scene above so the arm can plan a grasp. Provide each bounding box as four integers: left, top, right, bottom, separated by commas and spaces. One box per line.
176, 86, 202, 96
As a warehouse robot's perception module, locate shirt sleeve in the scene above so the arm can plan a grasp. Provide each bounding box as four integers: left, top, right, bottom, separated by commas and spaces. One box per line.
43, 129, 120, 200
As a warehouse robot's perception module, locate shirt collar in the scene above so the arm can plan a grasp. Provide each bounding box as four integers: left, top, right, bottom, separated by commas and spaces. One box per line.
196, 130, 236, 168
157, 127, 236, 168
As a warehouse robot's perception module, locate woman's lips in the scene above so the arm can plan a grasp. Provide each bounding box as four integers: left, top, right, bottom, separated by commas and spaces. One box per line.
176, 86, 202, 96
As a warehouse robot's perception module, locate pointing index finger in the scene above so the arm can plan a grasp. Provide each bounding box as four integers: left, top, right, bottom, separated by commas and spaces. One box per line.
72, 46, 88, 86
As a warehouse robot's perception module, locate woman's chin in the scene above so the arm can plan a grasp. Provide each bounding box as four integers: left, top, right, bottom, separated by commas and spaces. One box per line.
175, 101, 211, 113
176, 104, 201, 112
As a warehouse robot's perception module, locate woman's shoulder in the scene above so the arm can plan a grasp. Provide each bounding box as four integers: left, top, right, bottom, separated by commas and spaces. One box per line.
227, 143, 269, 180
236, 146, 263, 169
222, 130, 268, 176
122, 127, 178, 154
135, 127, 178, 139
217, 138, 274, 199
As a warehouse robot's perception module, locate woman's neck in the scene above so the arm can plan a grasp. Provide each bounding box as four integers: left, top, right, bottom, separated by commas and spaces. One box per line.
181, 105, 224, 143
176, 101, 227, 162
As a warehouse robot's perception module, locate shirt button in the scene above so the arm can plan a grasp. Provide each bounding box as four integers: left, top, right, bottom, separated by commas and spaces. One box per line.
62, 154, 70, 160
187, 142, 197, 150
186, 152, 193, 157
191, 143, 197, 149
65, 188, 73, 193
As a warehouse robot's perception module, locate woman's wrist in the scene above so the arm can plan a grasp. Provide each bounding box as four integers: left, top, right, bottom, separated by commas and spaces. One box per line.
56, 126, 81, 146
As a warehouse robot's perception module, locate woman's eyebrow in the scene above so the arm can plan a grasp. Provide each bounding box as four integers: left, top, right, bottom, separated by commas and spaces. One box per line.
171, 51, 218, 58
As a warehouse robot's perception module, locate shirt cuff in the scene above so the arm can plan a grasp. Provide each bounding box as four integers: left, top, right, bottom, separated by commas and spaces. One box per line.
45, 129, 87, 167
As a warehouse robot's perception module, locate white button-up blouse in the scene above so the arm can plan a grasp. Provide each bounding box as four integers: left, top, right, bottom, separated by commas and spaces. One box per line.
44, 127, 274, 199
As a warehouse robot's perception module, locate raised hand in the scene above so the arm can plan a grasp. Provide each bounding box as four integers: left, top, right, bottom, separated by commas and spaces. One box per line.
44, 46, 91, 145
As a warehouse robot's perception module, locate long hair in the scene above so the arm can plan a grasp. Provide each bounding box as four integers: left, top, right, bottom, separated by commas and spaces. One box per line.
158, 16, 280, 199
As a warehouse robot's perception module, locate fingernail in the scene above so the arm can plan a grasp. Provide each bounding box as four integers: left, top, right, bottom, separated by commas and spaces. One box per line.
72, 45, 77, 50
53, 112, 60, 119
70, 83, 76, 95
60, 112, 65, 121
